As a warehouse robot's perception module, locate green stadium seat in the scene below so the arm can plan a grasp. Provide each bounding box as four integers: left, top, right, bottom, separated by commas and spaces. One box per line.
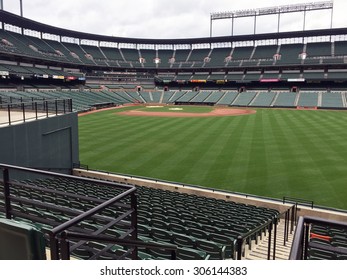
151, 227, 173, 243
195, 239, 226, 260
172, 232, 196, 249
307, 247, 337, 260
0, 218, 46, 260
187, 227, 209, 240
208, 233, 235, 258
177, 247, 210, 260
167, 223, 188, 235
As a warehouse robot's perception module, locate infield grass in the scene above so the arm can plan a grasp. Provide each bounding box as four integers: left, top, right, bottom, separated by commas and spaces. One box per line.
79, 106, 347, 210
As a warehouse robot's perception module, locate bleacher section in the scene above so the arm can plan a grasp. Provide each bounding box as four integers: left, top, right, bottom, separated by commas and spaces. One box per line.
190, 91, 212, 103
321, 92, 344, 108
176, 91, 199, 103
251, 92, 277, 107
232, 91, 257, 106
217, 91, 239, 105
297, 92, 319, 107
0, 168, 280, 260
1, 88, 346, 111
273, 92, 297, 107
0, 89, 138, 112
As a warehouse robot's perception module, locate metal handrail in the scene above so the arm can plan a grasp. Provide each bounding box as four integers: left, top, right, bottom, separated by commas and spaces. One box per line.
0, 98, 72, 126
235, 216, 278, 260
283, 196, 314, 209
60, 232, 177, 260
0, 163, 142, 260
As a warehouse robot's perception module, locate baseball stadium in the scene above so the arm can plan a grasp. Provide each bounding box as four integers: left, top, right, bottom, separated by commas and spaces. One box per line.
1, 1, 347, 262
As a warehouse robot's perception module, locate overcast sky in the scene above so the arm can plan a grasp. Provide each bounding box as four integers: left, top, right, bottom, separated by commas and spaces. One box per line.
1, 0, 346, 39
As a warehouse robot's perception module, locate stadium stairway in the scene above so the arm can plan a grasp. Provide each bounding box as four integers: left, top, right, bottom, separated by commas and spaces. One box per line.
245, 220, 294, 260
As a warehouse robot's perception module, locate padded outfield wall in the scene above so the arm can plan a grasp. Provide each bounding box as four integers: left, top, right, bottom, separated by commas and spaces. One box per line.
0, 113, 79, 174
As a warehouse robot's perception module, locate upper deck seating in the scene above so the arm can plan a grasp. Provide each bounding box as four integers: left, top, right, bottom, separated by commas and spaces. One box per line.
276, 44, 304, 65
157, 50, 174, 68
207, 48, 232, 67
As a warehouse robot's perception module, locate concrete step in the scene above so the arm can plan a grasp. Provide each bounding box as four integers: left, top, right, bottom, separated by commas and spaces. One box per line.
245, 220, 295, 260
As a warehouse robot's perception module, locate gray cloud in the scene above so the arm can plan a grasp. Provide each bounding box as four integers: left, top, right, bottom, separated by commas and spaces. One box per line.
2, 0, 345, 39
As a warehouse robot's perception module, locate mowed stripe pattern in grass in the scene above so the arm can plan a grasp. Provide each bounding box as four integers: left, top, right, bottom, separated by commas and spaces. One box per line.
79, 107, 347, 210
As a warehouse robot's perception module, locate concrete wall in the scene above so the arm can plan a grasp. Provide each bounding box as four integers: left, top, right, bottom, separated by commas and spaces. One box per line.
0, 113, 79, 173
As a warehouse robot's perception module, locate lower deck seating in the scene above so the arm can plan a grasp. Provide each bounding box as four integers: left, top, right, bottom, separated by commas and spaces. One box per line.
1, 89, 346, 111
0, 177, 279, 260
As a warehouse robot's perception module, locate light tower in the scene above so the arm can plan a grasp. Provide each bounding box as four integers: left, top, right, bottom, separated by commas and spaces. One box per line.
0, 1, 23, 16
20, 0, 23, 17
210, 1, 334, 37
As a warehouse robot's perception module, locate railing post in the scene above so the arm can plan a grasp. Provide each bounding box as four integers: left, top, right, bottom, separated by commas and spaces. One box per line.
35, 102, 38, 120
170, 249, 177, 260
267, 221, 272, 260
273, 218, 277, 260
60, 231, 70, 260
45, 100, 48, 117
22, 102, 25, 122
236, 236, 243, 260
291, 204, 295, 233
2, 168, 12, 219
49, 234, 60, 260
7, 104, 11, 125
55, 99, 58, 115
303, 223, 310, 260
130, 192, 138, 260
284, 210, 288, 246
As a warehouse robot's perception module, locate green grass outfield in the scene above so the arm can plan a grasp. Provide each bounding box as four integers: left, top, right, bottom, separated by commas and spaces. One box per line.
79, 106, 347, 210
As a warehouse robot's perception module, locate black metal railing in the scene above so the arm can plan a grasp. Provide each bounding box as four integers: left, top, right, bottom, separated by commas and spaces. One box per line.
289, 216, 347, 260
0, 163, 177, 260
0, 98, 72, 126
283, 196, 314, 209
282, 204, 297, 247
235, 217, 278, 260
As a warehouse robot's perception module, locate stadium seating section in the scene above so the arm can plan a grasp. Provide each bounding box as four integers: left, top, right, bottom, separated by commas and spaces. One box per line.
0, 175, 279, 260
1, 88, 346, 113
308, 223, 347, 260
2, 28, 347, 69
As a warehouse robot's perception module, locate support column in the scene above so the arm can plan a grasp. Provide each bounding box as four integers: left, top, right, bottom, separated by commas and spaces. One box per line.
20, 0, 23, 17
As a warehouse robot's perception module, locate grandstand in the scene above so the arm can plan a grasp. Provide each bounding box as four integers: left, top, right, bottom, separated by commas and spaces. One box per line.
1, 2, 347, 263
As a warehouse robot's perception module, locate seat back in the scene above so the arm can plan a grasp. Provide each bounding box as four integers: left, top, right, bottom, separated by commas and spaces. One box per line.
0, 218, 46, 260
177, 247, 210, 260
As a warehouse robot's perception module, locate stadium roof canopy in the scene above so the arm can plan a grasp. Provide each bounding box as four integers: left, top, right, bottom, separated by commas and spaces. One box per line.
1, 10, 347, 46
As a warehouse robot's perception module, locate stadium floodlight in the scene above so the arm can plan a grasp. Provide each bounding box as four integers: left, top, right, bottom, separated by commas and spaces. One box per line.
233, 9, 257, 18
258, 7, 279, 16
